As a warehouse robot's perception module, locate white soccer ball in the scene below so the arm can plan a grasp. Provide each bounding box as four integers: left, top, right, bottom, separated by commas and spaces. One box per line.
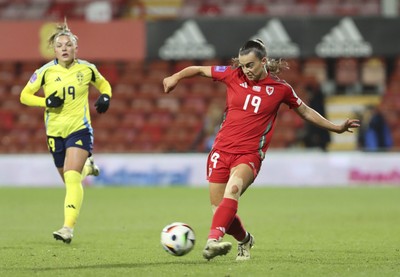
160, 222, 195, 256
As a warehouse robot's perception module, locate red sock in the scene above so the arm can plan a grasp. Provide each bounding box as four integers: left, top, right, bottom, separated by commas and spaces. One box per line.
208, 198, 238, 240
226, 215, 247, 241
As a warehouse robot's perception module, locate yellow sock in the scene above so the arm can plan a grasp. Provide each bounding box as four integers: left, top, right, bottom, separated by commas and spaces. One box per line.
63, 170, 84, 229
81, 164, 90, 180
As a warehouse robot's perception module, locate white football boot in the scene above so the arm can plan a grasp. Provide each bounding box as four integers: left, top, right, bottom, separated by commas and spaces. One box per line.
236, 233, 255, 261
53, 227, 73, 244
202, 239, 232, 260
85, 156, 100, 176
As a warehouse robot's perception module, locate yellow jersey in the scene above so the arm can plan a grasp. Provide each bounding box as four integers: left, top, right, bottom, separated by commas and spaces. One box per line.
20, 59, 112, 138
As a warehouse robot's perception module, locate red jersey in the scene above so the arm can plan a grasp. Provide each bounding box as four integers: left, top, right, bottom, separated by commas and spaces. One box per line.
211, 65, 302, 158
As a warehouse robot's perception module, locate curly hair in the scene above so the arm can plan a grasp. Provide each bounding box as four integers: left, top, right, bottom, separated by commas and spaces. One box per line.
231, 39, 288, 75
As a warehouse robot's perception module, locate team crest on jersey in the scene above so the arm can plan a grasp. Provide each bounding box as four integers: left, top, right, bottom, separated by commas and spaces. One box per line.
266, 86, 274, 95
76, 71, 84, 85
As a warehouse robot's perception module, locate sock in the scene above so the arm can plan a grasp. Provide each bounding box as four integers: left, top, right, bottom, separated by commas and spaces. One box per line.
63, 170, 84, 229
226, 215, 247, 242
81, 163, 90, 180
208, 198, 238, 240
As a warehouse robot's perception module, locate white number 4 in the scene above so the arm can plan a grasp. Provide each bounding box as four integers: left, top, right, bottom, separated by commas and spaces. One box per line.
243, 94, 261, 113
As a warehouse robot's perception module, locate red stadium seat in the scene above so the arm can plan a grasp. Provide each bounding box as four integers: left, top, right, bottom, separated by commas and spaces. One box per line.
302, 58, 328, 85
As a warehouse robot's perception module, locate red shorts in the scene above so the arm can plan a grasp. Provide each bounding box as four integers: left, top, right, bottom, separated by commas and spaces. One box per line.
206, 149, 262, 183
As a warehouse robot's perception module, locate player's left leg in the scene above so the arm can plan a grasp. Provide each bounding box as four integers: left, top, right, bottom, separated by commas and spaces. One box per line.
221, 164, 255, 260
236, 232, 255, 261
81, 156, 100, 179
228, 155, 260, 260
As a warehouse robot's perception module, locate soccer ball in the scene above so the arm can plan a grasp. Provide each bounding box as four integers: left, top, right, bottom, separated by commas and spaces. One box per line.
160, 222, 195, 256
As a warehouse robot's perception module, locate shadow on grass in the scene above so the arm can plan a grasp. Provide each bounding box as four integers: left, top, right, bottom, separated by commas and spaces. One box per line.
2, 260, 213, 272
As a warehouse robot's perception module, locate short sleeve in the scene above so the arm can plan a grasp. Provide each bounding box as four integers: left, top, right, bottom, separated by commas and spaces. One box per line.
211, 66, 235, 83
284, 84, 303, 109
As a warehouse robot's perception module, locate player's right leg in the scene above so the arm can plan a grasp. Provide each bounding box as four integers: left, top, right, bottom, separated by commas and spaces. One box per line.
47, 136, 76, 243
49, 130, 92, 244
203, 239, 232, 260
203, 182, 235, 260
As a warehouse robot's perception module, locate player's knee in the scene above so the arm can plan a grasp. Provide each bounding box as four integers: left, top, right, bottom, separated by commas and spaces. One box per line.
231, 184, 239, 195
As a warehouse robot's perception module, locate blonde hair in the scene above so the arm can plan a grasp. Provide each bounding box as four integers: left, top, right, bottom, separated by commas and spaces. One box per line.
48, 18, 78, 48
231, 39, 289, 75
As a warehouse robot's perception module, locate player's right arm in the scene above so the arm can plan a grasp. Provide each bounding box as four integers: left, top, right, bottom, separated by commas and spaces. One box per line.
163, 66, 212, 93
20, 72, 46, 107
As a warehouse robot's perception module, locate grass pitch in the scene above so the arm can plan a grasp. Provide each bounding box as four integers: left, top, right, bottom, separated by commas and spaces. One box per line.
0, 186, 399, 277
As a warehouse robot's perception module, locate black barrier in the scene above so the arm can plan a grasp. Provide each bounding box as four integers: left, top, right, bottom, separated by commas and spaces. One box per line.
147, 17, 400, 60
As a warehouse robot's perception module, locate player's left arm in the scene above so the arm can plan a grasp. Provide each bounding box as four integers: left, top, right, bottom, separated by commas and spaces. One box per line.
92, 71, 112, 98
91, 68, 112, 113
294, 102, 360, 134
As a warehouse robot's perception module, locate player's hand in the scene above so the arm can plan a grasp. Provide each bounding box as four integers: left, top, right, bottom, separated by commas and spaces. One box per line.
338, 118, 361, 133
95, 94, 110, 113
163, 76, 178, 93
46, 91, 64, 108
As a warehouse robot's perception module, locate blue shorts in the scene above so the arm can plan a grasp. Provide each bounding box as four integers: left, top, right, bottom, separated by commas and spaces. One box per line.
47, 128, 93, 168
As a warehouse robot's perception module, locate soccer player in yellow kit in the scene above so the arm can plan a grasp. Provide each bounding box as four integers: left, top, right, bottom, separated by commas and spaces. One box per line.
20, 22, 112, 243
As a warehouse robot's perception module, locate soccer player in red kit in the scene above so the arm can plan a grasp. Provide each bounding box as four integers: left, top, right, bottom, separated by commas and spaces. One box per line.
163, 39, 360, 261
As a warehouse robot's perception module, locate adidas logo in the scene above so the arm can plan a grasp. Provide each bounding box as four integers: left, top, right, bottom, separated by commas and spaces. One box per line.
240, 82, 248, 88
216, 227, 226, 234
159, 20, 216, 60
251, 19, 300, 58
55, 77, 61, 82
316, 17, 372, 57
66, 204, 76, 209
75, 140, 83, 146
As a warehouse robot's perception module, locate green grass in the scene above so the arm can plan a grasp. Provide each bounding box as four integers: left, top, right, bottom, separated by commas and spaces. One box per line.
0, 186, 400, 277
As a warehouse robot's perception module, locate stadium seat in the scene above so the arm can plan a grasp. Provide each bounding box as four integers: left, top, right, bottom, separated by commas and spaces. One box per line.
0, 62, 16, 86
113, 82, 137, 101
302, 58, 328, 86
98, 62, 120, 85
242, 0, 267, 14
197, 1, 222, 16
119, 61, 145, 85
0, 110, 14, 131
45, 1, 80, 20
156, 97, 180, 113
360, 57, 386, 94
190, 82, 214, 99
181, 96, 208, 115
334, 58, 361, 94
1, 54, 398, 153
